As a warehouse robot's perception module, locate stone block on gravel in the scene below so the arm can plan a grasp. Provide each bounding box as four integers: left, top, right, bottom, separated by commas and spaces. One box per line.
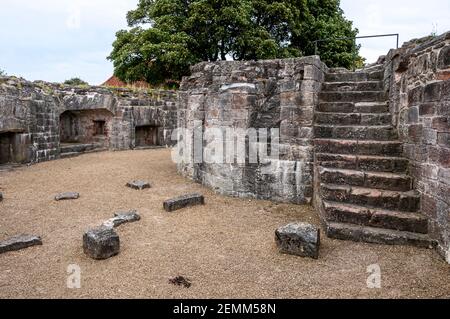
103, 210, 141, 228
55, 192, 80, 201
126, 180, 151, 190
163, 194, 205, 212
0, 234, 42, 254
275, 223, 320, 259
83, 226, 120, 260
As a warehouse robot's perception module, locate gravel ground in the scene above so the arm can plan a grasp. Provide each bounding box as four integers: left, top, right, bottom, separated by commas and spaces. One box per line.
0, 149, 449, 299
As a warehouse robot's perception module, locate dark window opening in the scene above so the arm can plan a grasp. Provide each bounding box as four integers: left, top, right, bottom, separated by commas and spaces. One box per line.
94, 120, 106, 136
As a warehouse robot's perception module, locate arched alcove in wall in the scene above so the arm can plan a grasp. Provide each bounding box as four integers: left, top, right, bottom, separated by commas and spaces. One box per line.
59, 109, 114, 148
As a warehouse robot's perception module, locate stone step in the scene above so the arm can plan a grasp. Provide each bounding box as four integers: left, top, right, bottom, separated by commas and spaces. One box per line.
314, 125, 397, 141
326, 222, 435, 248
60, 152, 80, 159
359, 64, 385, 73
315, 153, 409, 173
317, 102, 389, 114
322, 81, 383, 92
319, 167, 413, 192
319, 91, 387, 103
325, 71, 384, 82
60, 143, 103, 154
315, 112, 391, 125
320, 184, 421, 212
314, 139, 403, 156
323, 201, 428, 234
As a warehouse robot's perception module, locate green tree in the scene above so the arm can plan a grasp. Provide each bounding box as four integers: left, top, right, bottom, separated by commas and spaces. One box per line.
0, 69, 6, 76
109, 0, 360, 85
64, 78, 89, 86
291, 0, 360, 68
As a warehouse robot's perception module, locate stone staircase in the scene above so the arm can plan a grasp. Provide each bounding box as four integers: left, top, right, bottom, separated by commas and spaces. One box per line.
314, 66, 435, 248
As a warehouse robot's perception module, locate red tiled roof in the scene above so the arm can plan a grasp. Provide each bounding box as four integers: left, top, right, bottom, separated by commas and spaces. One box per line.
102, 76, 151, 89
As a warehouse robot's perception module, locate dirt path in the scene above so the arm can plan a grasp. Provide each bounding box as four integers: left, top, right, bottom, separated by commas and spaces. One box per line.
0, 149, 448, 298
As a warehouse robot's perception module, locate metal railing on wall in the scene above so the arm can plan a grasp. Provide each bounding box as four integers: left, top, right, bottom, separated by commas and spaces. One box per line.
313, 33, 400, 70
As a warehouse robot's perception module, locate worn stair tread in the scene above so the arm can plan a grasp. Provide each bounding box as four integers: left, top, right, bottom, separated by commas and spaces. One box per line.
319, 166, 413, 191
319, 167, 412, 182
323, 200, 428, 233
323, 81, 383, 85
325, 71, 384, 82
314, 139, 403, 156
322, 81, 383, 92
314, 138, 401, 143
320, 183, 421, 212
314, 125, 397, 141
316, 152, 409, 173
317, 102, 389, 114
315, 124, 394, 129
321, 183, 420, 198
319, 166, 411, 179
326, 222, 435, 248
319, 91, 387, 102
315, 111, 391, 117
316, 152, 407, 162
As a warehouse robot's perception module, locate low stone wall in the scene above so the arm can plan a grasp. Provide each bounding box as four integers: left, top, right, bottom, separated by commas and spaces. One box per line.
0, 77, 178, 163
178, 57, 327, 204
384, 32, 450, 262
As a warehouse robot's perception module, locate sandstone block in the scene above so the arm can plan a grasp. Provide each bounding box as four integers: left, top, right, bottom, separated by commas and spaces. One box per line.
164, 194, 205, 212
83, 226, 120, 260
0, 235, 42, 254
103, 210, 141, 228
55, 192, 80, 201
275, 223, 320, 259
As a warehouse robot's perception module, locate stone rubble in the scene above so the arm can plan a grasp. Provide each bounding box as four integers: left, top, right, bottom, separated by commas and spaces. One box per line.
126, 181, 151, 190
83, 226, 120, 260
163, 194, 205, 212
0, 234, 43, 254
102, 210, 141, 228
55, 192, 80, 201
275, 223, 320, 259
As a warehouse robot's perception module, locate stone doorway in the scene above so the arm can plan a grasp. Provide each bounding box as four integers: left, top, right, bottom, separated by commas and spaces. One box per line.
135, 125, 160, 147
0, 132, 30, 165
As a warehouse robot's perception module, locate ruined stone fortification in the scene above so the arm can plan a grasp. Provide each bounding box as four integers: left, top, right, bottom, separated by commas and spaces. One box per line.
385, 32, 450, 261
0, 78, 177, 163
0, 32, 449, 263
178, 32, 450, 263
178, 57, 327, 204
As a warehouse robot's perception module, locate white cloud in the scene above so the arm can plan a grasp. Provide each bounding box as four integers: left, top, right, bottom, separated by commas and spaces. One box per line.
341, 0, 450, 63
0, 0, 138, 84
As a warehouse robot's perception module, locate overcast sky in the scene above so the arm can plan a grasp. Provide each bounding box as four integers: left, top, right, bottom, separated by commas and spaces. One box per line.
0, 0, 449, 85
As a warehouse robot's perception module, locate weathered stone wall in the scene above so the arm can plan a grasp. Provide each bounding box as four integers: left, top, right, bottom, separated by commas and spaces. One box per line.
385, 32, 450, 262
178, 57, 327, 204
0, 77, 178, 163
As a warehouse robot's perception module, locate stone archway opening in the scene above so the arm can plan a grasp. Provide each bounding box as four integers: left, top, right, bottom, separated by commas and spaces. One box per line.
135, 125, 160, 147
59, 109, 113, 155
0, 131, 31, 165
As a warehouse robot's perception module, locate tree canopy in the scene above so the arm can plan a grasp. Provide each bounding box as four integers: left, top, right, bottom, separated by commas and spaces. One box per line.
64, 78, 89, 86
109, 0, 360, 85
0, 69, 6, 76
